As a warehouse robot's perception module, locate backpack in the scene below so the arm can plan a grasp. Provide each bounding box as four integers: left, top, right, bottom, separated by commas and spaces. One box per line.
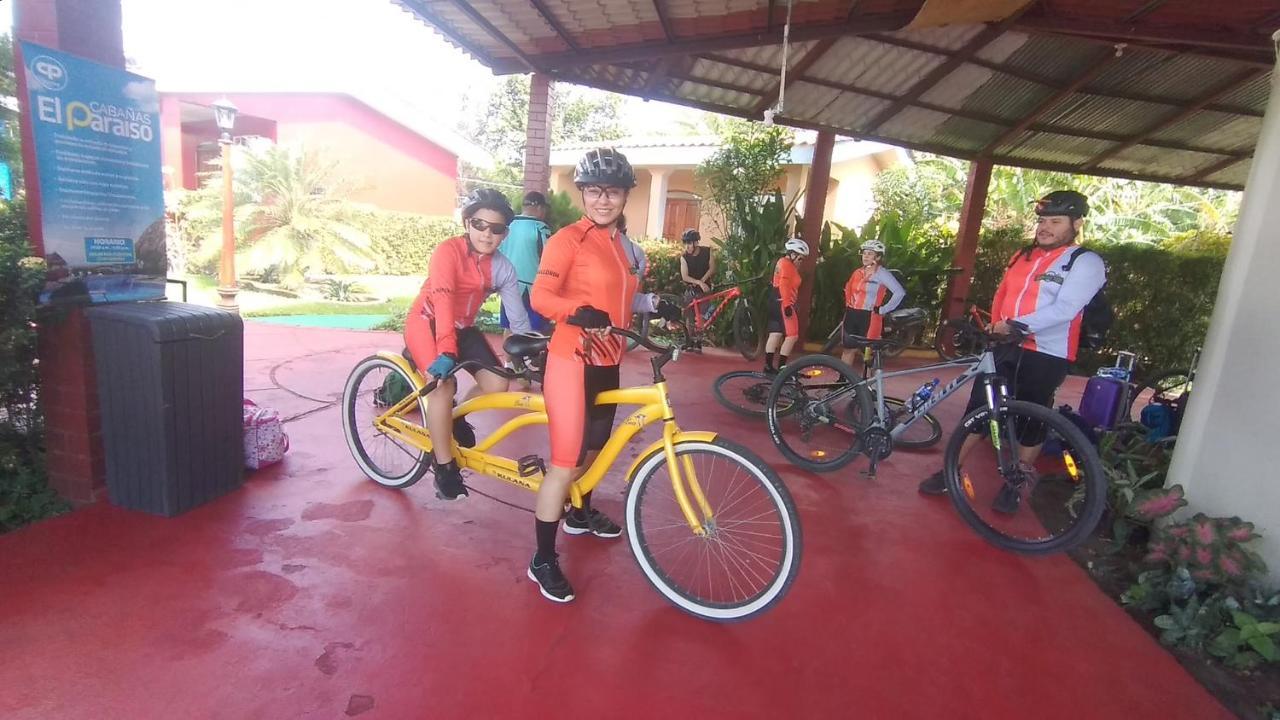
1007, 245, 1113, 350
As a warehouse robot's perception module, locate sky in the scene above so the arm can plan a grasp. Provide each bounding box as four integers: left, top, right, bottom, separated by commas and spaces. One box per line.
1, 0, 712, 139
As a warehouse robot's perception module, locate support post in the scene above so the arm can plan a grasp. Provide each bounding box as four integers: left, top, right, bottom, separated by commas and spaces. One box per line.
944, 160, 994, 320
522, 73, 554, 195
795, 130, 835, 341
646, 169, 670, 239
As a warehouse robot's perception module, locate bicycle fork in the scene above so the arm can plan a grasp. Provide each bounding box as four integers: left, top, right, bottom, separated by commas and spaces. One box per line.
982, 378, 1025, 487
660, 416, 714, 537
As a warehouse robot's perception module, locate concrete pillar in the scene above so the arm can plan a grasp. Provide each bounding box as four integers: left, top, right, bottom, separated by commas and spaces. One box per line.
795, 130, 835, 340
1167, 70, 1280, 584
945, 160, 994, 320
522, 73, 553, 195
647, 168, 671, 239
15, 0, 125, 504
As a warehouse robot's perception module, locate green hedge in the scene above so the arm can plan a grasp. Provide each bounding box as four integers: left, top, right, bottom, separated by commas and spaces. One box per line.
0, 198, 68, 531
354, 209, 459, 276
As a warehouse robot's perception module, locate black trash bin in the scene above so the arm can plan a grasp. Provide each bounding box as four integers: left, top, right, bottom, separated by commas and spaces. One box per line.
86, 301, 244, 516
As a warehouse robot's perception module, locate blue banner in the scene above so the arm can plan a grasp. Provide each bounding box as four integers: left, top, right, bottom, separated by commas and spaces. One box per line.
22, 42, 167, 305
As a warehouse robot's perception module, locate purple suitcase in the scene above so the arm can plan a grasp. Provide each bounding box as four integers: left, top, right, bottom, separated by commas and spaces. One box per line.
1078, 376, 1126, 429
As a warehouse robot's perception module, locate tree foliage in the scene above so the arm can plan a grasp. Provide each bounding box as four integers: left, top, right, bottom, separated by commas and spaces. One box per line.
458, 76, 625, 194
695, 120, 794, 241
174, 144, 375, 287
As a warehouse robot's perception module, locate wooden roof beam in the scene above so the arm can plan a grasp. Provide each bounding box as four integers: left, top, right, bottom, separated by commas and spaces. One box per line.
979, 50, 1115, 156
653, 0, 675, 42
865, 33, 1267, 117
526, 0, 578, 51
861, 10, 1032, 134
447, 0, 539, 72
750, 37, 840, 116
1016, 15, 1274, 55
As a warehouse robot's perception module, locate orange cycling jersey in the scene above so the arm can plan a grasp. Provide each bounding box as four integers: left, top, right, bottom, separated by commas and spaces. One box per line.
532, 217, 642, 366
408, 235, 525, 356
772, 257, 801, 307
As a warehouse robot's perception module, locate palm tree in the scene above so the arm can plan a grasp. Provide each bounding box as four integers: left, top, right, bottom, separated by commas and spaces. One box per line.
181, 144, 375, 288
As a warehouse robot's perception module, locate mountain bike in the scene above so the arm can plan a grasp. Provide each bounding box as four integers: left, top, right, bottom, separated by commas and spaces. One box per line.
764, 327, 1106, 555
934, 304, 991, 360
632, 276, 762, 359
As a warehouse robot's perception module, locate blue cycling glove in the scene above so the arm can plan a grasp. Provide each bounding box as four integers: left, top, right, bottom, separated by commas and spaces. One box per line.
427, 352, 457, 380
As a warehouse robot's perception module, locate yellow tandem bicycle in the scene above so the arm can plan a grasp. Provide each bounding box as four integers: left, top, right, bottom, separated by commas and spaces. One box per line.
340, 327, 801, 621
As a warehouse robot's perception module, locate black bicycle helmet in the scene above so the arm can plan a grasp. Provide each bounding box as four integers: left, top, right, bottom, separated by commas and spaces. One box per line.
461, 187, 515, 223
574, 147, 637, 189
681, 228, 701, 244
1033, 190, 1089, 219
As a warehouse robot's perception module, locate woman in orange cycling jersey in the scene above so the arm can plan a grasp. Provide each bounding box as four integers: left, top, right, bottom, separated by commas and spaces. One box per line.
762, 238, 809, 373
527, 148, 679, 603
839, 239, 905, 368
404, 188, 531, 500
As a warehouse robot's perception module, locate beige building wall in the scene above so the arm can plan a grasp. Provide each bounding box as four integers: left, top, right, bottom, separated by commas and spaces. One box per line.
549, 148, 899, 245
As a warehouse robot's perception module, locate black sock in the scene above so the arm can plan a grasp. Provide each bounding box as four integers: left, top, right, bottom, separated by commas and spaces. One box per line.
779, 354, 789, 368
535, 519, 558, 563
578, 491, 593, 516
765, 351, 776, 371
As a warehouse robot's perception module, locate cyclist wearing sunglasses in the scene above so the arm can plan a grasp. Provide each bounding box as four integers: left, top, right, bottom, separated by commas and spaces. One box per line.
526, 147, 680, 603
404, 188, 532, 501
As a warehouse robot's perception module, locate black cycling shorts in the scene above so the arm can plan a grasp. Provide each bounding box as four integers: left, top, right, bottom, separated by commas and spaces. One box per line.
841, 308, 874, 348
964, 345, 1069, 445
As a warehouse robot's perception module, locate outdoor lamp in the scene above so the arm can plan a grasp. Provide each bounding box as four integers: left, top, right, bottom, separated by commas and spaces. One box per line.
211, 97, 239, 140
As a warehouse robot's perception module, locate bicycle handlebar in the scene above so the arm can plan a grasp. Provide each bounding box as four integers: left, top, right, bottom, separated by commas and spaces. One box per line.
419, 326, 683, 396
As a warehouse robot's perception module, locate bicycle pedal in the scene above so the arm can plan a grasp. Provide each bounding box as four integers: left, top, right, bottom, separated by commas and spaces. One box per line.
517, 454, 546, 477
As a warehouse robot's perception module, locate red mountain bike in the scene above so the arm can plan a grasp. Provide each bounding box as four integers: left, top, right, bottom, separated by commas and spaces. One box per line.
632, 277, 763, 360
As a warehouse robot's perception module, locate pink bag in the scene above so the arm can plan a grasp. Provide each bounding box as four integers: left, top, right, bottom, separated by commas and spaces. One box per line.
243, 399, 289, 470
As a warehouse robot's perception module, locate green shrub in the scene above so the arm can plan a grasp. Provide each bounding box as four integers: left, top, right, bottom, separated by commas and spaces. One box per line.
0, 198, 69, 531
355, 209, 459, 276
634, 238, 684, 296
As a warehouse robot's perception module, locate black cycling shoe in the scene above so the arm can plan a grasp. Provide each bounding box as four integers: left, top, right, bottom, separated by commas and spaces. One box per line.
432, 460, 468, 501
562, 508, 622, 538
452, 416, 476, 448
527, 553, 575, 603
918, 470, 948, 495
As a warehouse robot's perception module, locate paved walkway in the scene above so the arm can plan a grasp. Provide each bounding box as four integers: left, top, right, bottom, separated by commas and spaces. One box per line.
0, 323, 1227, 719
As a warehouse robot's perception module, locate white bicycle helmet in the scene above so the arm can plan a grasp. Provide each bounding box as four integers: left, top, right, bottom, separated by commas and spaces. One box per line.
784, 238, 810, 257
860, 239, 886, 254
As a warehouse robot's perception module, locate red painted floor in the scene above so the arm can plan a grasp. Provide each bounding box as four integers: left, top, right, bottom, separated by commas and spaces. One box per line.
0, 324, 1228, 719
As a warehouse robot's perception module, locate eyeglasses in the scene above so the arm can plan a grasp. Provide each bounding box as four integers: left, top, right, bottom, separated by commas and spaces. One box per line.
582, 186, 626, 202
469, 218, 509, 236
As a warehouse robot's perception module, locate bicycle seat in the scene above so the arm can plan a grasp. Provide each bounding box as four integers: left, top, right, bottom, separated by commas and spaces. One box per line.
887, 307, 927, 324
503, 333, 549, 359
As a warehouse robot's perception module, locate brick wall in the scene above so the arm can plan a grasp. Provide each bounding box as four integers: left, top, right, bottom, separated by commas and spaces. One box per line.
523, 74, 553, 195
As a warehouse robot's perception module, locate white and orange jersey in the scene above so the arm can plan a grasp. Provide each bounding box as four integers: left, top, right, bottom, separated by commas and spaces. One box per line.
844, 266, 905, 313
992, 245, 1106, 361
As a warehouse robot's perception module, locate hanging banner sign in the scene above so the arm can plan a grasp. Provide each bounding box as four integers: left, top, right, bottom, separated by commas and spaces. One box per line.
21, 41, 167, 305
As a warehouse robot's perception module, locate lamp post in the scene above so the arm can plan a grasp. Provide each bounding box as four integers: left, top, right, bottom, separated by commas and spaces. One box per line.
212, 97, 239, 312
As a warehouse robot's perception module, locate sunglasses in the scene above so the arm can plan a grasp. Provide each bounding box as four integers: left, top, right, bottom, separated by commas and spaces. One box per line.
582, 186, 627, 202
469, 218, 509, 236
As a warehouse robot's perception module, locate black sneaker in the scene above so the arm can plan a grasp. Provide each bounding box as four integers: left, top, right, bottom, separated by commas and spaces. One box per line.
452, 416, 476, 448
432, 461, 468, 501
993, 462, 1036, 515
918, 470, 948, 495
992, 484, 1021, 514
562, 508, 622, 538
527, 554, 575, 603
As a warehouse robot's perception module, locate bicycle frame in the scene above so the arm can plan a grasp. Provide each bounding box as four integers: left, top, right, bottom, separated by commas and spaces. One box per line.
685, 285, 741, 334
366, 352, 718, 535
806, 351, 1000, 441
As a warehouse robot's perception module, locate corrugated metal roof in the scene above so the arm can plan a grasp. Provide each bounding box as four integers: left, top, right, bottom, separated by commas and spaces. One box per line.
1207, 160, 1253, 187
1102, 145, 1226, 180
393, 0, 1276, 189
1041, 94, 1176, 137
1153, 112, 1263, 153
808, 38, 944, 95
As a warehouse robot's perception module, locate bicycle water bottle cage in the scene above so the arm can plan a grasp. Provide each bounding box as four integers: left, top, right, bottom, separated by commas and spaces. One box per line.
518, 455, 546, 478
